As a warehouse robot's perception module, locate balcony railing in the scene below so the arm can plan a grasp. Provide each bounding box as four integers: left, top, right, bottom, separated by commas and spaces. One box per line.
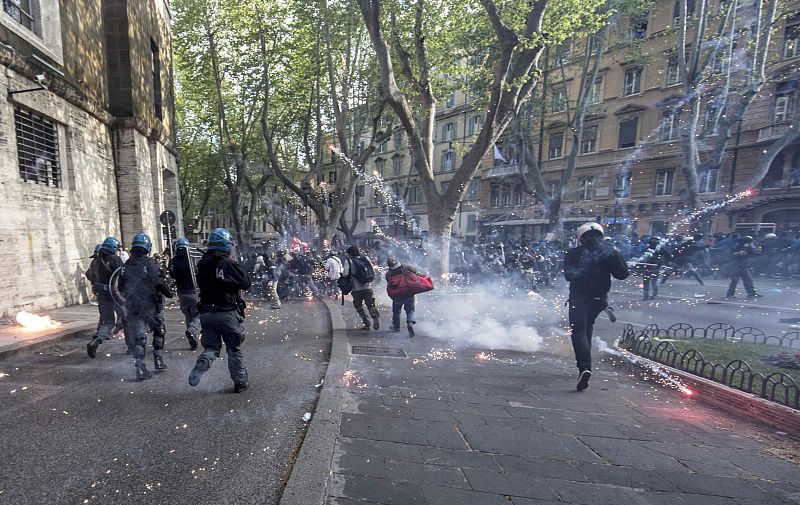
486, 163, 521, 178
757, 122, 792, 142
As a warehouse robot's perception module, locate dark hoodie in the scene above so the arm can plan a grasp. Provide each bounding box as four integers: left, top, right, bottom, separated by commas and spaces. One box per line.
564, 241, 630, 299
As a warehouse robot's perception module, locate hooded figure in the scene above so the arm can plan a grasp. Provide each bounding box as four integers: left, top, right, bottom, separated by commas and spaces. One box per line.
563, 223, 629, 391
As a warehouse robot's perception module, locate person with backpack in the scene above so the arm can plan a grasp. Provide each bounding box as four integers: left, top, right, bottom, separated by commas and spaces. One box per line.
385, 258, 418, 337
85, 237, 125, 359
342, 245, 379, 330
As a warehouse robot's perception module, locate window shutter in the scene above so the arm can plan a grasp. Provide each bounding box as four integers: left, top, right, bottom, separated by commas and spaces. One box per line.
619, 117, 638, 148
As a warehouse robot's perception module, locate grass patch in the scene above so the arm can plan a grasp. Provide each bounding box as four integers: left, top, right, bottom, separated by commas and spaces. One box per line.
655, 338, 798, 380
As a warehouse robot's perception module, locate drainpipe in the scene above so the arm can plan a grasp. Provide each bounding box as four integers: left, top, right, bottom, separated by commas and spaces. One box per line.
729, 119, 743, 190
110, 126, 126, 246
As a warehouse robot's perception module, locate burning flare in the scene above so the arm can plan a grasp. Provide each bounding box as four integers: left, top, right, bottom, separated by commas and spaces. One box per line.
15, 311, 62, 331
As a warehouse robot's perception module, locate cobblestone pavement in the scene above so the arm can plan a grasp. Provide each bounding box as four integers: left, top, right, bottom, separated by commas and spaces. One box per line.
325, 299, 800, 505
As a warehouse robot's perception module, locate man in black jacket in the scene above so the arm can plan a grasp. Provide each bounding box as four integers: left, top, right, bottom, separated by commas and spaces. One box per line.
85, 237, 124, 358
119, 233, 173, 380
726, 236, 760, 299
188, 228, 252, 393
564, 223, 630, 391
169, 238, 200, 349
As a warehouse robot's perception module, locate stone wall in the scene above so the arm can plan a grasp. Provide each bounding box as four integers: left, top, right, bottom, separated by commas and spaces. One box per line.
0, 69, 120, 317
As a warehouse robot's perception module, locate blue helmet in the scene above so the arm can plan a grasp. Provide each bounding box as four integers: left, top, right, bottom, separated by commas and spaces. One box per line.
175, 237, 190, 249
131, 232, 152, 253
94, 244, 102, 254
100, 237, 120, 254
207, 228, 233, 252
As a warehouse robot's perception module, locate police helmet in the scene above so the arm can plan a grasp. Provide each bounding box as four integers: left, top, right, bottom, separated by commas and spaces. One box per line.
764, 233, 777, 239
742, 235, 754, 243
100, 236, 121, 254
576, 222, 604, 240
175, 237, 191, 249
207, 228, 233, 252
132, 232, 152, 253
91, 244, 102, 258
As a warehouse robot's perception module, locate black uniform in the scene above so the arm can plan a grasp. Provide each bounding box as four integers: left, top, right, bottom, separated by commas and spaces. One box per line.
191, 250, 252, 388
564, 242, 629, 373
120, 252, 173, 374
726, 241, 759, 298
85, 252, 124, 357
169, 251, 201, 345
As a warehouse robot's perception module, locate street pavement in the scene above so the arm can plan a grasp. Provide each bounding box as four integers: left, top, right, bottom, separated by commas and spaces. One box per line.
321, 294, 800, 505
0, 299, 330, 505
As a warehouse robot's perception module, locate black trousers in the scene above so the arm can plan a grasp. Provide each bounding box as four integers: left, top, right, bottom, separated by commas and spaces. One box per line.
568, 296, 607, 372
727, 264, 756, 297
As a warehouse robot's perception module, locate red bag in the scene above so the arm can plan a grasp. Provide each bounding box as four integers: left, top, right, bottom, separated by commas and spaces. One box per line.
387, 270, 434, 299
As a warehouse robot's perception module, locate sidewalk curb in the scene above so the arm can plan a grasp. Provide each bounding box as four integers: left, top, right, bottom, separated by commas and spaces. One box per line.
279, 299, 350, 505
0, 324, 96, 360
614, 345, 800, 437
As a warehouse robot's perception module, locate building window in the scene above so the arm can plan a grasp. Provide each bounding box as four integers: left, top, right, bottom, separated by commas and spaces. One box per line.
392, 156, 403, 176
774, 93, 795, 123
359, 207, 365, 221
441, 181, 449, 194
377, 140, 387, 153
698, 168, 719, 193
328, 171, 336, 183
614, 172, 632, 198
15, 107, 61, 188
650, 220, 667, 235
409, 184, 422, 204
588, 35, 602, 56
467, 179, 480, 200
514, 190, 523, 206
556, 39, 571, 64
618, 117, 638, 148
673, 0, 695, 24
624, 67, 642, 96
785, 19, 800, 58
445, 92, 456, 108
466, 214, 477, 232
394, 130, 403, 150
501, 186, 511, 207
548, 131, 564, 159
588, 77, 603, 104
3, 0, 34, 31
703, 102, 719, 134
151, 39, 163, 120
442, 122, 456, 142
578, 177, 593, 201
762, 153, 784, 189
581, 126, 598, 154
551, 86, 567, 113
660, 109, 680, 142
546, 181, 559, 200
629, 14, 648, 40
490, 183, 500, 208
441, 150, 455, 172
666, 55, 680, 85
655, 170, 674, 196
791, 152, 800, 187
356, 185, 365, 198
468, 115, 483, 135
375, 158, 385, 176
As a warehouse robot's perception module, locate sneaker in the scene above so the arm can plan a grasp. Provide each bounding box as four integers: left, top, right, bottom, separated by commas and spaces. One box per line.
605, 307, 617, 323
576, 370, 592, 391
372, 317, 380, 331
234, 382, 249, 393
188, 361, 209, 387
185, 329, 198, 350
748, 293, 762, 299
407, 324, 415, 338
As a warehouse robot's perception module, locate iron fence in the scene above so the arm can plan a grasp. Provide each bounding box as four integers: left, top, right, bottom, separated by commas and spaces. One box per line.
619, 323, 800, 410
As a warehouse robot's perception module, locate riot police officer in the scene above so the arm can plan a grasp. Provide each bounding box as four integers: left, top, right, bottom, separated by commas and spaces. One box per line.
169, 237, 200, 349
119, 233, 173, 380
85, 237, 124, 358
188, 228, 252, 392
726, 236, 760, 299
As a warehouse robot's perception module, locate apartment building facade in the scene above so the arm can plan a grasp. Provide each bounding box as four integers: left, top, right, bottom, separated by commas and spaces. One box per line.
0, 0, 180, 316
481, 0, 800, 240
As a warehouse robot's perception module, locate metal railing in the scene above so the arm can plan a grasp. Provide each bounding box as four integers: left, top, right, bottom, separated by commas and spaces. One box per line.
619, 323, 799, 410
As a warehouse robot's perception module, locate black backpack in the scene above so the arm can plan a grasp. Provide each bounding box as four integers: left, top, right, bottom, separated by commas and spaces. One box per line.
349, 256, 375, 284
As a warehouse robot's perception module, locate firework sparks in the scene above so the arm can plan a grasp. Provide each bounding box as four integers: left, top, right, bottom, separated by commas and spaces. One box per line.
341, 369, 368, 389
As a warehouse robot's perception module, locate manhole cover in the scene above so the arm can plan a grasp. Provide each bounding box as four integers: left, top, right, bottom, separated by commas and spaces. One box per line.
351, 346, 407, 358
